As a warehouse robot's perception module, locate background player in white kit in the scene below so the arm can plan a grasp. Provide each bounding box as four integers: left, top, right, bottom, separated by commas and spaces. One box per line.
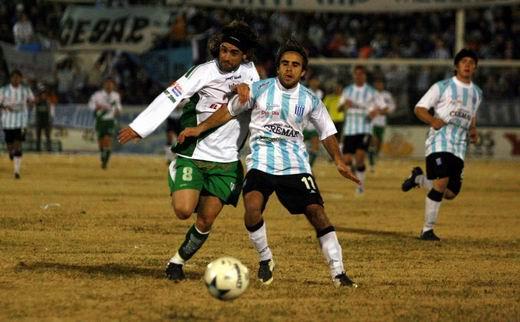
339, 66, 381, 195
118, 21, 259, 280
88, 78, 122, 169
368, 78, 396, 171
179, 39, 360, 288
401, 49, 482, 241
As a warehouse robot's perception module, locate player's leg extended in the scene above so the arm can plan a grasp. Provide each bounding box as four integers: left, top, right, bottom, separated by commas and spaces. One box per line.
420, 177, 448, 240
244, 190, 275, 285
304, 204, 357, 288
354, 148, 367, 193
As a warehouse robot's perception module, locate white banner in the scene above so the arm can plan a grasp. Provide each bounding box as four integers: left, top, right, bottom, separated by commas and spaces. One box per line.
170, 0, 520, 12
60, 6, 171, 53
0, 42, 55, 82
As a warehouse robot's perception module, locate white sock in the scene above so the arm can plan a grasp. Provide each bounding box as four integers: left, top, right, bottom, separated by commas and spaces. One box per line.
169, 252, 185, 265
319, 231, 345, 278
355, 170, 365, 189
248, 221, 273, 262
415, 175, 433, 191
423, 197, 441, 232
14, 156, 21, 174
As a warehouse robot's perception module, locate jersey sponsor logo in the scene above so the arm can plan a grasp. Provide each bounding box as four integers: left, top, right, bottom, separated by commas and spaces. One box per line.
295, 104, 305, 117
266, 103, 279, 108
449, 110, 471, 121
264, 123, 299, 137
260, 110, 280, 117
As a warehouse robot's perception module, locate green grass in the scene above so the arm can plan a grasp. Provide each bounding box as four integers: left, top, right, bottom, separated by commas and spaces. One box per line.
1, 154, 519, 321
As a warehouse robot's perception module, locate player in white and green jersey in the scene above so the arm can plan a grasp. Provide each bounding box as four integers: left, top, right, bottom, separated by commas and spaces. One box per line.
339, 66, 382, 195
0, 69, 34, 179
179, 39, 360, 288
118, 21, 259, 281
88, 77, 122, 169
401, 49, 483, 241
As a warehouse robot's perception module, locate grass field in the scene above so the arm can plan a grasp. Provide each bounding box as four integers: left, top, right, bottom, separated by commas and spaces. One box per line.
1, 154, 519, 321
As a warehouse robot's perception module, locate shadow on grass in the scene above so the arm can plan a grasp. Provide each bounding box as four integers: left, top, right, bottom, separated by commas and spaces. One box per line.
336, 226, 415, 239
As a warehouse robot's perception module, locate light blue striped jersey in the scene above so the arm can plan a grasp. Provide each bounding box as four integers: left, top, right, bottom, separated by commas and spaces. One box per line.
339, 83, 379, 135
0, 84, 34, 129
228, 78, 337, 175
416, 76, 483, 161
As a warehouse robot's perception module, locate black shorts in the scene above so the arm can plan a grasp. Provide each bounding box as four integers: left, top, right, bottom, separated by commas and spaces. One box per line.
426, 152, 464, 195
242, 169, 324, 214
3, 129, 24, 144
342, 134, 371, 154
166, 117, 181, 134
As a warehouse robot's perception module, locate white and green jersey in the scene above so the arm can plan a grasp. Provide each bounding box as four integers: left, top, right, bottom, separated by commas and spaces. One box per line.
0, 84, 34, 129
372, 90, 396, 127
339, 83, 379, 136
416, 76, 483, 161
130, 60, 259, 163
228, 78, 336, 175
88, 90, 122, 121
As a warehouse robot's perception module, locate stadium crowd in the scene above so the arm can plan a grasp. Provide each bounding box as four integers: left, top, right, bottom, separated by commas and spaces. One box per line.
0, 1, 518, 109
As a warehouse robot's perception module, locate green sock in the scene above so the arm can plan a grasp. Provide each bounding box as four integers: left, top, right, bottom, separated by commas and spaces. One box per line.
309, 152, 317, 167
178, 225, 210, 261
368, 147, 376, 167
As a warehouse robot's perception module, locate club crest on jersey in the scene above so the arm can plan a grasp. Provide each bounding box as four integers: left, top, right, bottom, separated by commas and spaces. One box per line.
295, 104, 305, 117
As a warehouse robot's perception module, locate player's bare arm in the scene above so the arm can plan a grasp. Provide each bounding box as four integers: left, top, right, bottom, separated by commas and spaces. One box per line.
117, 127, 142, 144
321, 135, 361, 185
415, 106, 445, 130
177, 104, 234, 144
469, 117, 478, 143
234, 83, 251, 104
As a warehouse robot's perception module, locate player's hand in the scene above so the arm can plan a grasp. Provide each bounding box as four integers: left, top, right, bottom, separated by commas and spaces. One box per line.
177, 127, 203, 144
469, 127, 478, 143
117, 127, 141, 144
344, 100, 353, 109
430, 118, 446, 130
336, 161, 361, 185
368, 109, 379, 119
235, 83, 250, 104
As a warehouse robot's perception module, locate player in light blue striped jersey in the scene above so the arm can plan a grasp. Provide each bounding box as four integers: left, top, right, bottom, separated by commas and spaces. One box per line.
401, 49, 483, 241
0, 70, 35, 179
179, 39, 360, 288
339, 66, 382, 195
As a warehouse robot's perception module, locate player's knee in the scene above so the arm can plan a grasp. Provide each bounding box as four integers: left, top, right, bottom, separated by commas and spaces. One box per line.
173, 205, 193, 220
444, 190, 457, 200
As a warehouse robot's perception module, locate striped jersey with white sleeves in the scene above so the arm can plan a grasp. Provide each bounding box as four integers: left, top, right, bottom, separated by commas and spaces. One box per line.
228, 78, 337, 175
0, 84, 34, 129
416, 76, 483, 161
339, 83, 378, 135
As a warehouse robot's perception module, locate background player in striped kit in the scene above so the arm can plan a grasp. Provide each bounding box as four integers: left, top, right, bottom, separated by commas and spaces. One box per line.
339, 66, 381, 195
88, 77, 122, 169
117, 21, 259, 281
368, 78, 396, 171
179, 39, 360, 288
0, 69, 34, 179
401, 49, 482, 241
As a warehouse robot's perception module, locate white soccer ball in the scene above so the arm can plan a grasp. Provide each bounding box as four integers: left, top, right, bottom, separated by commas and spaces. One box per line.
204, 256, 249, 301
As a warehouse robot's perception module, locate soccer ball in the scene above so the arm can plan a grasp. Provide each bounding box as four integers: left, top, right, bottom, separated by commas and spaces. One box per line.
204, 257, 249, 301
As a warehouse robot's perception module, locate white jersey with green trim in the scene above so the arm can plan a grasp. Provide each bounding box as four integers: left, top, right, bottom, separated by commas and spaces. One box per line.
0, 84, 34, 129
228, 78, 337, 175
372, 90, 396, 127
339, 83, 379, 136
88, 90, 122, 120
416, 76, 483, 161
129, 60, 259, 163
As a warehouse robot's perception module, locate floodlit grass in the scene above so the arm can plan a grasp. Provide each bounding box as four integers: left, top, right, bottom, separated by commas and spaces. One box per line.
1, 154, 519, 321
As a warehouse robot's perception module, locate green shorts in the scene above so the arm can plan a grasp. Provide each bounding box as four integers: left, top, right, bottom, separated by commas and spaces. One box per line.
372, 126, 385, 142
303, 129, 319, 141
95, 120, 116, 139
168, 156, 244, 206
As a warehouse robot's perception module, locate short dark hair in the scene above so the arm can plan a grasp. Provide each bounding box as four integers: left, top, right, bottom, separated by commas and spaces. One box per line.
10, 69, 22, 77
275, 38, 308, 70
454, 48, 478, 66
209, 20, 258, 61
353, 65, 366, 73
